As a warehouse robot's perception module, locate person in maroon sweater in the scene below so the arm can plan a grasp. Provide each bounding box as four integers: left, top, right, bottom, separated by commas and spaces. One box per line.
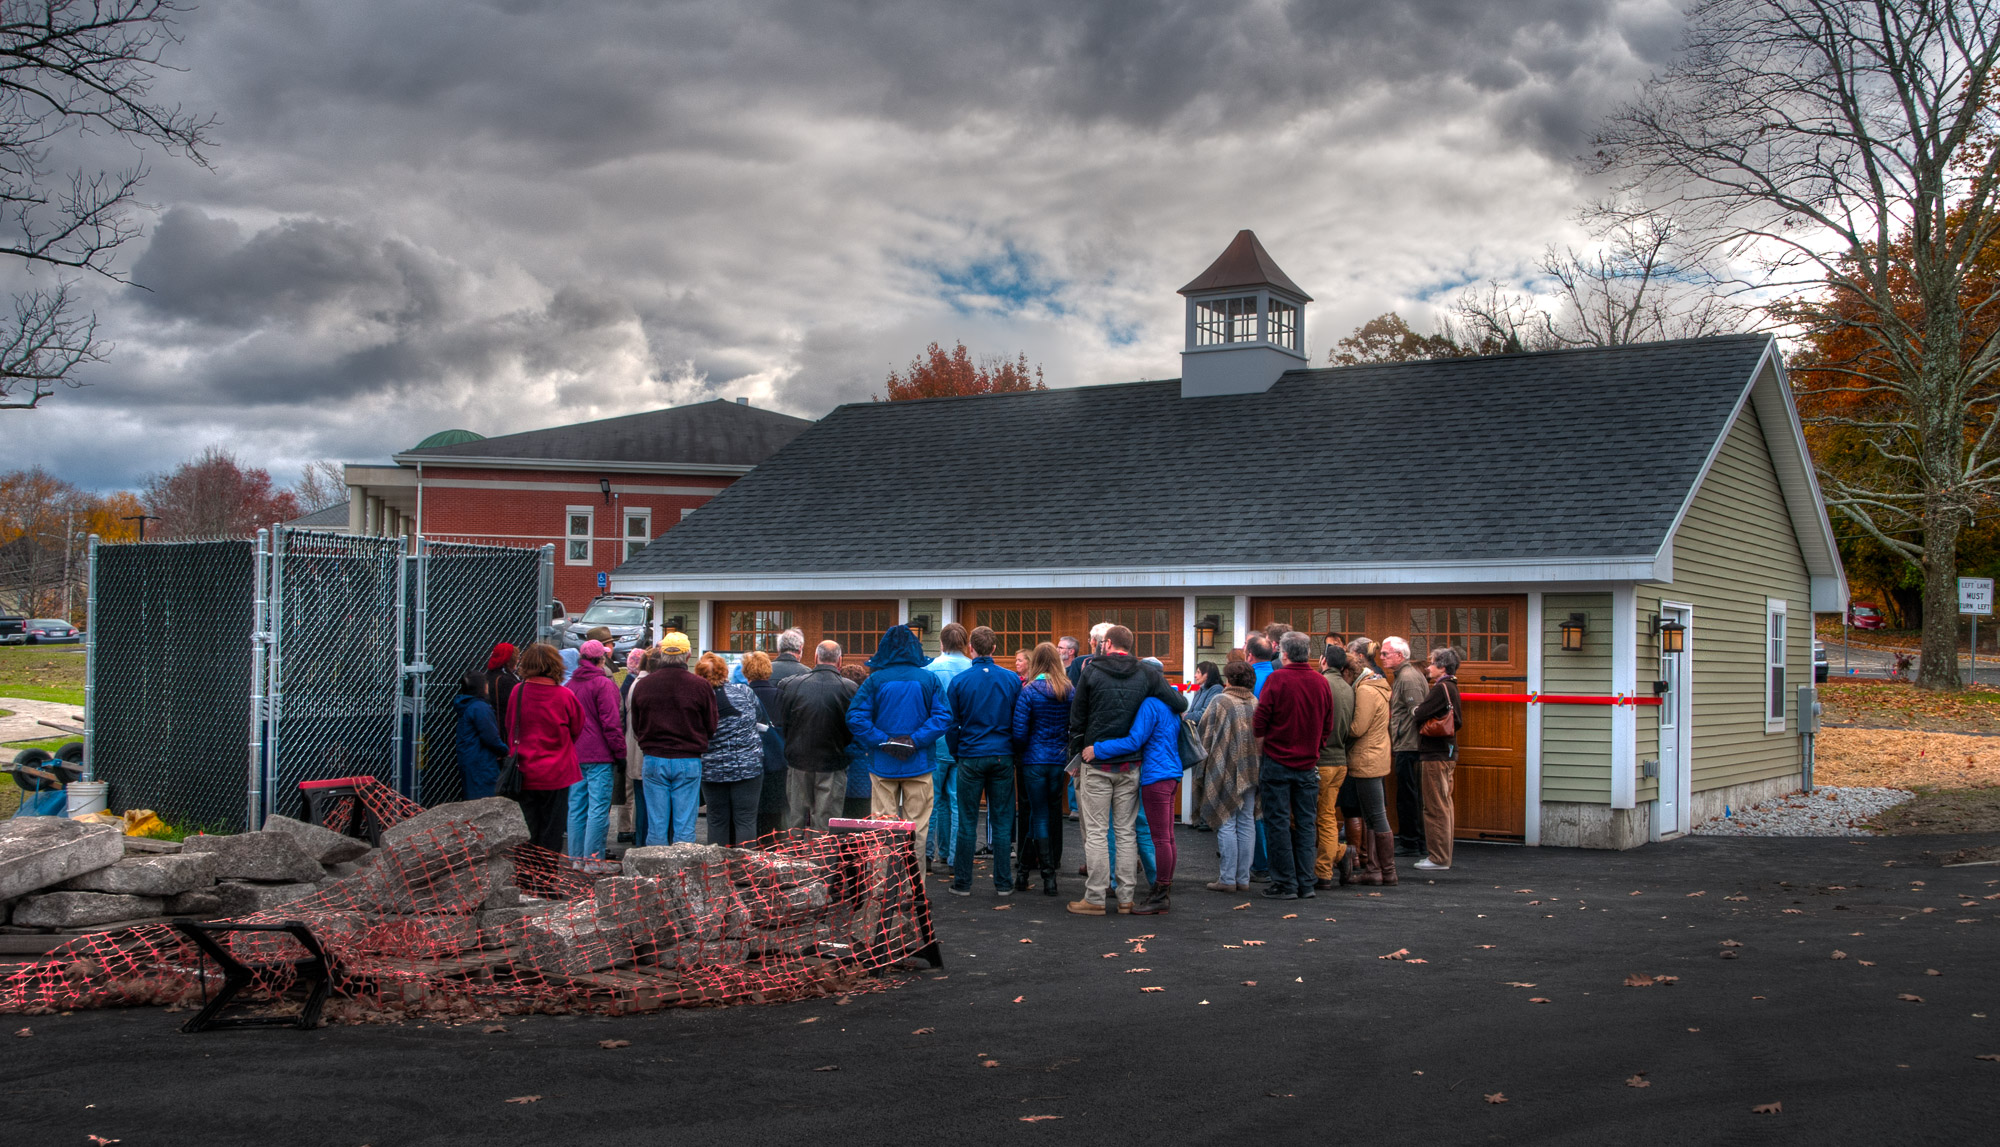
627, 631, 718, 845
1252, 631, 1335, 900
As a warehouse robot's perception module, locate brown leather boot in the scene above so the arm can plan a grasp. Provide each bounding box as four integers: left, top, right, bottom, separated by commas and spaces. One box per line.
1339, 818, 1365, 885
1131, 880, 1171, 914
1353, 828, 1383, 885
1372, 831, 1399, 886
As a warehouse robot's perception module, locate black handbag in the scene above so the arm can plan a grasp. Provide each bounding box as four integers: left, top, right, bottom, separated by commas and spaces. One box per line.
494, 690, 525, 799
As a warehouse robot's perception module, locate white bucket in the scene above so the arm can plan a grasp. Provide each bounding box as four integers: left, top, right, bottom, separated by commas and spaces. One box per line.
66, 781, 109, 817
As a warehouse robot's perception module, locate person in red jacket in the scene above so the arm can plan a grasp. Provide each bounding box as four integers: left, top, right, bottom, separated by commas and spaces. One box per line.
1253, 631, 1335, 900
564, 639, 624, 859
510, 642, 586, 852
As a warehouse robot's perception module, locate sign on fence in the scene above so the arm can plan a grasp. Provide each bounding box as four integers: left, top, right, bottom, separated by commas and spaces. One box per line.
1959, 576, 1993, 616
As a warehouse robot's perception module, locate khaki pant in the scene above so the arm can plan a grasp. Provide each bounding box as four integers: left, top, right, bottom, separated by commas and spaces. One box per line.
871, 774, 935, 859
1314, 764, 1348, 880
1079, 766, 1140, 906
788, 767, 846, 831
1421, 759, 1455, 867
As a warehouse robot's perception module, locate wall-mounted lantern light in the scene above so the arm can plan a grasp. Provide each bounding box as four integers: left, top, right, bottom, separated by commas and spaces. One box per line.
663, 615, 685, 633
598, 477, 613, 504
1560, 612, 1588, 652
1655, 617, 1686, 654
908, 614, 931, 636
1194, 614, 1221, 649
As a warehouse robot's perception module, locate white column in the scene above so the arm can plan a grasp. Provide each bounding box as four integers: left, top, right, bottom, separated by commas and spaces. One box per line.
347, 489, 365, 534
1232, 594, 1250, 655
696, 599, 713, 655
940, 598, 955, 626
1611, 584, 1637, 810
896, 598, 909, 625
1181, 594, 1197, 681
1525, 591, 1543, 846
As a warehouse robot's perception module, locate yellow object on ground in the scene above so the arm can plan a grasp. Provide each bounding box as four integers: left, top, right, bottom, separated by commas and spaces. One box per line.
122, 809, 167, 837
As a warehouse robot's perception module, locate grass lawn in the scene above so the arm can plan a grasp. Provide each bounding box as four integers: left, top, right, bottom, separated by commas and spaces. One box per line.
1817, 677, 2000, 733
0, 645, 86, 706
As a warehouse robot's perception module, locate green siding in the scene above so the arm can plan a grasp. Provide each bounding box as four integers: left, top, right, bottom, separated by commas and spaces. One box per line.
657, 599, 699, 644
1195, 595, 1236, 658
1542, 592, 1613, 803
1642, 401, 1809, 795
912, 598, 943, 658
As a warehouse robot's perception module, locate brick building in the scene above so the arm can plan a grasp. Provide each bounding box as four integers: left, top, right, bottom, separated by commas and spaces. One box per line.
342, 399, 812, 611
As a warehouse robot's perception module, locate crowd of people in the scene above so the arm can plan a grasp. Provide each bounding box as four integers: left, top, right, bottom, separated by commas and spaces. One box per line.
449, 616, 1466, 917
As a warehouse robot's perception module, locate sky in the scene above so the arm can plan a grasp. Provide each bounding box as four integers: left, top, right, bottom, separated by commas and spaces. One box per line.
7, 0, 1692, 492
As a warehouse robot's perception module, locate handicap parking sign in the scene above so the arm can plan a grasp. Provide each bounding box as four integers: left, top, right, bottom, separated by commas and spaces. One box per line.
597, 572, 608, 589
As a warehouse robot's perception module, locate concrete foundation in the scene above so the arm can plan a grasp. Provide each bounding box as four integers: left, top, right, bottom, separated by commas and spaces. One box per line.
1538, 801, 1653, 850
1689, 773, 1800, 829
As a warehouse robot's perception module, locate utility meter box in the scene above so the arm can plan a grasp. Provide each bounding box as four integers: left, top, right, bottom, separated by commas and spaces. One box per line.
1796, 685, 1821, 734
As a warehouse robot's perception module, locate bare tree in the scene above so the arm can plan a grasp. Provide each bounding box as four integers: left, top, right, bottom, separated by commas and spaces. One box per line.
0, 1, 214, 410
1595, 0, 2000, 690
1452, 205, 1747, 353
292, 460, 347, 514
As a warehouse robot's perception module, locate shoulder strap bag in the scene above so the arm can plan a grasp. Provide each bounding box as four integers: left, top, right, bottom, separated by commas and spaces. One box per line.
1177, 714, 1208, 772
494, 685, 526, 799
1419, 682, 1459, 739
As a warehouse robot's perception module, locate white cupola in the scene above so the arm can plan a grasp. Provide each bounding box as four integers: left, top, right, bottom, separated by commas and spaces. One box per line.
1177, 230, 1311, 397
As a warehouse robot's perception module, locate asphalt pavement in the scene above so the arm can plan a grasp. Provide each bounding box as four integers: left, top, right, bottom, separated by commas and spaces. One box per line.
6, 823, 1999, 1146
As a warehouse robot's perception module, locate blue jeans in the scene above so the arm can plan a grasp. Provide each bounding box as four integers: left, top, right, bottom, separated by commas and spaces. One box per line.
928, 753, 958, 859
1021, 762, 1066, 845
1108, 798, 1158, 887
1257, 756, 1320, 894
629, 777, 647, 846
640, 757, 702, 845
566, 762, 614, 858
1253, 819, 1269, 873
953, 755, 1015, 891
1217, 797, 1257, 885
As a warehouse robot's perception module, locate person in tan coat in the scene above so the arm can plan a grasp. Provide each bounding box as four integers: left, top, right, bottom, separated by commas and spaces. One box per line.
1343, 638, 1397, 887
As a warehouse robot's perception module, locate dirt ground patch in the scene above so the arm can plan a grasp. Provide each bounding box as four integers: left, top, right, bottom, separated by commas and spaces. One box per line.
1814, 725, 2000, 787
1859, 786, 2000, 836
1817, 680, 2000, 734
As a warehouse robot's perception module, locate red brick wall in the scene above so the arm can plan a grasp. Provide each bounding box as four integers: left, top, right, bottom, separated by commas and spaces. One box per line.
411, 465, 734, 611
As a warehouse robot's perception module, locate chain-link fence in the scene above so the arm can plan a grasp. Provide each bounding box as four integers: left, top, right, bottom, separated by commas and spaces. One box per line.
84, 540, 257, 834
83, 530, 551, 832
409, 540, 547, 807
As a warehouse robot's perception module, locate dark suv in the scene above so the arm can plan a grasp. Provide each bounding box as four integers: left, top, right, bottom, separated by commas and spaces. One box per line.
560, 595, 655, 658
0, 616, 23, 645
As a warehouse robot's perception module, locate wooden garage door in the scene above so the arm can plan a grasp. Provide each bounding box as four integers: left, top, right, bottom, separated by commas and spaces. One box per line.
711, 600, 899, 667
1254, 596, 1527, 840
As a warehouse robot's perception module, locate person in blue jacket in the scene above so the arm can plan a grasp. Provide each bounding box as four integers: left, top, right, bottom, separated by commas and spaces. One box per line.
454, 671, 509, 800
1086, 686, 1185, 915
945, 626, 1022, 897
847, 623, 952, 861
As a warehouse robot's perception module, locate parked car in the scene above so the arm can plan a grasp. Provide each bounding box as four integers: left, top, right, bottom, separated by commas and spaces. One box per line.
1814, 639, 1828, 682
1847, 602, 1886, 630
559, 594, 655, 658
23, 619, 80, 644
0, 616, 24, 645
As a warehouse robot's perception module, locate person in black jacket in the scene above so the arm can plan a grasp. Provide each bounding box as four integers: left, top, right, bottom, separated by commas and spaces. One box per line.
1065, 624, 1187, 915
1409, 646, 1464, 872
779, 641, 859, 830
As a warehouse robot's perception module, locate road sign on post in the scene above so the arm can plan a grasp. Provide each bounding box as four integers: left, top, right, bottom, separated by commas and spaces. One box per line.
597, 571, 608, 590
1961, 577, 1993, 688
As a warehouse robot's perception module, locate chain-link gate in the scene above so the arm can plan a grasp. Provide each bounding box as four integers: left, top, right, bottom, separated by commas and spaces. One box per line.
82, 539, 258, 834
83, 529, 553, 833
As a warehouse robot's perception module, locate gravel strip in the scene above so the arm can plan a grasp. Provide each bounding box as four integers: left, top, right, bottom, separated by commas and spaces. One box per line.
1690, 785, 1912, 837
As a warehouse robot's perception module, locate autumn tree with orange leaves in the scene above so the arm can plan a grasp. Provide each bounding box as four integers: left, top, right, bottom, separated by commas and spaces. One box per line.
878, 340, 1045, 401
1597, 0, 2000, 690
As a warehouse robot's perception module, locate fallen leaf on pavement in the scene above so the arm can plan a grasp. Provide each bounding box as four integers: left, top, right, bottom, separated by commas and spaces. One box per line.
1485, 1092, 1508, 1104
1720, 950, 1740, 959
1513, 889, 1533, 894
1124, 968, 1152, 973
1018, 938, 1033, 944
912, 1027, 935, 1035
86, 1138, 119, 1146
1222, 945, 1242, 949
813, 1065, 839, 1072
1720, 939, 1743, 946
1233, 902, 1250, 910
1019, 1115, 1062, 1122
1725, 894, 1748, 902
1653, 975, 1678, 985
1782, 909, 1803, 915
1477, 944, 1496, 949
1013, 996, 1024, 1003
1624, 973, 1658, 987
12, 1027, 29, 1038
798, 1017, 819, 1024
1859, 960, 1876, 966
1626, 1074, 1650, 1088
1629, 891, 1642, 896
1140, 986, 1164, 993
1282, 913, 1298, 919
1899, 994, 1924, 1003
599, 1039, 630, 1048
1926, 969, 1942, 976
1687, 891, 1706, 897
506, 1096, 542, 1104
1529, 997, 1551, 1004
1294, 976, 1304, 982
1975, 1054, 2000, 1062
981, 1059, 999, 1067
484, 1025, 508, 1034
1242, 980, 1258, 986
1504, 982, 1537, 988
1831, 950, 1847, 960
1527, 900, 1542, 906
992, 904, 1012, 911
1130, 943, 1147, 953
1751, 1102, 1782, 1115
1243, 940, 1266, 947
1127, 935, 1156, 941
1406, 958, 1429, 964
1379, 948, 1411, 960
1101, 953, 1117, 959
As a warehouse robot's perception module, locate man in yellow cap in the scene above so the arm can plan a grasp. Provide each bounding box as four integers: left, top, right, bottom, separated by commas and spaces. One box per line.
627, 630, 716, 845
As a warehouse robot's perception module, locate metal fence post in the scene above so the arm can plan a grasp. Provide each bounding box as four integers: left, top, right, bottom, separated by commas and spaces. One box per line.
538, 544, 556, 643
265, 527, 288, 825
81, 534, 100, 783
393, 534, 414, 797
248, 528, 271, 829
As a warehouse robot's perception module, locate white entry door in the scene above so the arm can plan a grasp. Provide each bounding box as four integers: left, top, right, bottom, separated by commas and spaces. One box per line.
1656, 605, 1693, 836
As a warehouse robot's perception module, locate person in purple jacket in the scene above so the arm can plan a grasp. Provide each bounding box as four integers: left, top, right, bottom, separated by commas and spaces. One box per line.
1084, 688, 1185, 915
564, 639, 625, 859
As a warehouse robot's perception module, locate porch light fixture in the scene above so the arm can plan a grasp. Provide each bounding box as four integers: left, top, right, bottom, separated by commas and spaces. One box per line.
1560, 612, 1588, 652
598, 477, 613, 504
663, 615, 685, 633
908, 614, 931, 636
1194, 614, 1221, 649
1655, 617, 1686, 654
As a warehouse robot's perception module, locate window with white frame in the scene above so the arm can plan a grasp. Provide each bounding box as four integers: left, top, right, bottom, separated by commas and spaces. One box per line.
565, 506, 593, 565
1194, 296, 1259, 345
624, 508, 653, 560
1267, 298, 1300, 351
1766, 598, 1787, 731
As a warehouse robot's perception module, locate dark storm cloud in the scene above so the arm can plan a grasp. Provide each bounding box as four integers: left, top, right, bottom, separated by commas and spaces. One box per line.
11, 0, 1688, 490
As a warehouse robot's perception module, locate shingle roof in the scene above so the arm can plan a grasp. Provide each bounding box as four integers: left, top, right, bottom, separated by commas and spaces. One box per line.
1178, 230, 1311, 300
615, 335, 1777, 579
401, 399, 812, 468
286, 501, 351, 529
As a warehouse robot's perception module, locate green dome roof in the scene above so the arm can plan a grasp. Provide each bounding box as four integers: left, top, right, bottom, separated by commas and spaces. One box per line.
414, 428, 485, 449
